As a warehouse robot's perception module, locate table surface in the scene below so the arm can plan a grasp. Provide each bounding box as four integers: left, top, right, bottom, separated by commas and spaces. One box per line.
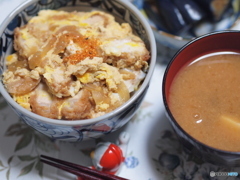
1, 0, 240, 180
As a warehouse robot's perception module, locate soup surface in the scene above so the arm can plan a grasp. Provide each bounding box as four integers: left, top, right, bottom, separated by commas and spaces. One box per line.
169, 52, 240, 151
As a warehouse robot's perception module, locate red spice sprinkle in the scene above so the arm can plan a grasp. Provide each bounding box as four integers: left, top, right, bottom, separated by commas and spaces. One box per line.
64, 36, 100, 64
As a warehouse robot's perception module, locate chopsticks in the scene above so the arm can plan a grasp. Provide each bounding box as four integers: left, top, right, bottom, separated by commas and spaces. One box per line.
40, 155, 129, 180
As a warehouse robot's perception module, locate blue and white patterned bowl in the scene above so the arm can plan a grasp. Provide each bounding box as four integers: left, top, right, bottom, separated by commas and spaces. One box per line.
0, 0, 156, 142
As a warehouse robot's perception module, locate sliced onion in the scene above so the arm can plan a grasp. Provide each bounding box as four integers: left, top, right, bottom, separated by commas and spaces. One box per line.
119, 69, 136, 80
28, 36, 57, 69
91, 89, 111, 105
84, 83, 111, 105
116, 81, 130, 103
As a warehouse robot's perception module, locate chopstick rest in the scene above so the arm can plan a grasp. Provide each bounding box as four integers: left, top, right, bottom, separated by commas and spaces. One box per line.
91, 132, 130, 175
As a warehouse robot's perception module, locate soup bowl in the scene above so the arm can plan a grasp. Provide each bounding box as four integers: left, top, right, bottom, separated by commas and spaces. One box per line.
0, 0, 156, 141
163, 30, 240, 166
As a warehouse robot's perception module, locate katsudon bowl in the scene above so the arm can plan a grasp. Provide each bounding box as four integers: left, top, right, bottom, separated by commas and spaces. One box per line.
0, 0, 156, 141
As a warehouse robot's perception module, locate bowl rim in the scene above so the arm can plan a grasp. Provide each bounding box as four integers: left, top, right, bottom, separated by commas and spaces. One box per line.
0, 0, 156, 126
162, 30, 240, 155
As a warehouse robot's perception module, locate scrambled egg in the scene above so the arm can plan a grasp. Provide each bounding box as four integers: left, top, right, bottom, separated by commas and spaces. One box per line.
13, 94, 31, 110
3, 10, 150, 120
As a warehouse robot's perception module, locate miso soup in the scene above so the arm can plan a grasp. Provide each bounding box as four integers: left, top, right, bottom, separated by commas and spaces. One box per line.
169, 52, 240, 152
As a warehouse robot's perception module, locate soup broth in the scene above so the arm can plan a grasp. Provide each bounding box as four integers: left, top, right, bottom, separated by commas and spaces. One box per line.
169, 52, 240, 152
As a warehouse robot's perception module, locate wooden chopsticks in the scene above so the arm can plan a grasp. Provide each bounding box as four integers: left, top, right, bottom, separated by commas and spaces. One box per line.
40, 155, 129, 180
